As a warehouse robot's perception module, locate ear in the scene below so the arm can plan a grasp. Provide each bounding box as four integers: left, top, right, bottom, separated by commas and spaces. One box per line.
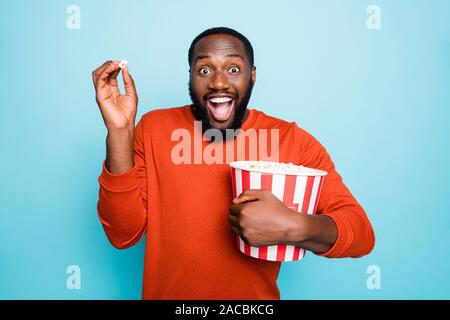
251, 66, 256, 86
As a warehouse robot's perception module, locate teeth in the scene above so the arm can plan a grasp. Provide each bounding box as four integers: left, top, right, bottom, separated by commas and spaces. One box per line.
210, 97, 232, 103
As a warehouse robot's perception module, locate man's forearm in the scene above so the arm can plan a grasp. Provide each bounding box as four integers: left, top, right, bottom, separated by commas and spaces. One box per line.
105, 127, 135, 174
285, 212, 338, 254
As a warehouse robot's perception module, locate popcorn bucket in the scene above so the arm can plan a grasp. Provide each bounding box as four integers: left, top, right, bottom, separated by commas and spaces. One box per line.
229, 161, 328, 262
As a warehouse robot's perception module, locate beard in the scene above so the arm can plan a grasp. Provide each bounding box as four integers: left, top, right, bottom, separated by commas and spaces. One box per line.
188, 78, 254, 141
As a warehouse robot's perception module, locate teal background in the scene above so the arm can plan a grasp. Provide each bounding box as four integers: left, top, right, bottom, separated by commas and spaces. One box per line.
1, 0, 449, 299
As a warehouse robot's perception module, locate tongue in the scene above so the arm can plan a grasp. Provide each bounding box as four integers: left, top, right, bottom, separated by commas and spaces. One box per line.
210, 102, 230, 120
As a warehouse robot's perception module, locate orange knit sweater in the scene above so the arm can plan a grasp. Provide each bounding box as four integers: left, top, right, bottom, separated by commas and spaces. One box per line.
97, 105, 375, 299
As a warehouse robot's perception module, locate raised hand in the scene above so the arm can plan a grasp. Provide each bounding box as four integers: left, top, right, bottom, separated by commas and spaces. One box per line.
92, 60, 138, 131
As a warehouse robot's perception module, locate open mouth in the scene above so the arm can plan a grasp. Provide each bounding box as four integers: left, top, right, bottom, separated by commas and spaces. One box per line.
206, 96, 235, 122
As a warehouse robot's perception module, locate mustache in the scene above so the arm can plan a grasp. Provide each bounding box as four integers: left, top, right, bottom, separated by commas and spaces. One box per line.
204, 92, 238, 100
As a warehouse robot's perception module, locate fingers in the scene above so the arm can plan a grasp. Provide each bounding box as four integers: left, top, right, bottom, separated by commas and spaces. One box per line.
92, 60, 137, 101
92, 60, 120, 91
229, 203, 242, 217
104, 71, 120, 99
230, 189, 262, 217
121, 66, 137, 98
228, 214, 239, 226
92, 60, 112, 82
97, 62, 120, 90
233, 189, 261, 204
231, 225, 241, 236
92, 60, 113, 85
228, 214, 242, 235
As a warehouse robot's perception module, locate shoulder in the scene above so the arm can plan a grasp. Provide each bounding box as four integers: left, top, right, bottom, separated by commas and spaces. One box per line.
252, 109, 316, 142
141, 105, 190, 124
252, 109, 296, 130
253, 109, 328, 154
134, 105, 192, 140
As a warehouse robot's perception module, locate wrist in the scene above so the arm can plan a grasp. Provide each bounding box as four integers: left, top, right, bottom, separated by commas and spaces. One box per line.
107, 127, 134, 146
107, 125, 134, 137
105, 128, 135, 174
286, 211, 310, 244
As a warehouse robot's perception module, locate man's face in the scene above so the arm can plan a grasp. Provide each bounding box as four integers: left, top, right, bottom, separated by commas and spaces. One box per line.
189, 34, 256, 135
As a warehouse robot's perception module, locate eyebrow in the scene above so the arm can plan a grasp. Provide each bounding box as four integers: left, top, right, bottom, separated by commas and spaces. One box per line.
195, 53, 245, 63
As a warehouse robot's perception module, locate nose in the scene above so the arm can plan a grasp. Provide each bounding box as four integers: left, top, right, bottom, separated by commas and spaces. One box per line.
208, 71, 230, 91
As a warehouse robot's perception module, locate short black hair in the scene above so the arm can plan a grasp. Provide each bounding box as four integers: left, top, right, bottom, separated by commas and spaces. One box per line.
188, 27, 254, 69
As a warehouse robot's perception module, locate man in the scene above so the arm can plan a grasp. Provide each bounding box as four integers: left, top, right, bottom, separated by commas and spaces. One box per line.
93, 27, 375, 299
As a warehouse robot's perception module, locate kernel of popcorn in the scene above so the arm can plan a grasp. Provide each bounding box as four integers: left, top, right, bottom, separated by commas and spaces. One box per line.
233, 161, 326, 176
118, 60, 128, 69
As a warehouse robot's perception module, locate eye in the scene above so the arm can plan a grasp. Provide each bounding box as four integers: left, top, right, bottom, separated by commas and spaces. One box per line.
199, 67, 211, 75
229, 66, 240, 73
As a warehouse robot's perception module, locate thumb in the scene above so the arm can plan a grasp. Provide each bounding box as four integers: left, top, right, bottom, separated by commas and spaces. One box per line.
233, 189, 260, 204
122, 66, 137, 98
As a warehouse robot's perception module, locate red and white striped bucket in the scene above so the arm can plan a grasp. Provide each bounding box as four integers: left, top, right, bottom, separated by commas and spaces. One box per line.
229, 161, 327, 262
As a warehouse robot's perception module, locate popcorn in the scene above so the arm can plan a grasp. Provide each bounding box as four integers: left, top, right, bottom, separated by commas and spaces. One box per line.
229, 160, 328, 262
232, 160, 327, 176
118, 60, 128, 69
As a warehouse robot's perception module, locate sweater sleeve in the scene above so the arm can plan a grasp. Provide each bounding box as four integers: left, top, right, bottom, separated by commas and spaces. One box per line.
96, 119, 148, 250
294, 126, 375, 258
